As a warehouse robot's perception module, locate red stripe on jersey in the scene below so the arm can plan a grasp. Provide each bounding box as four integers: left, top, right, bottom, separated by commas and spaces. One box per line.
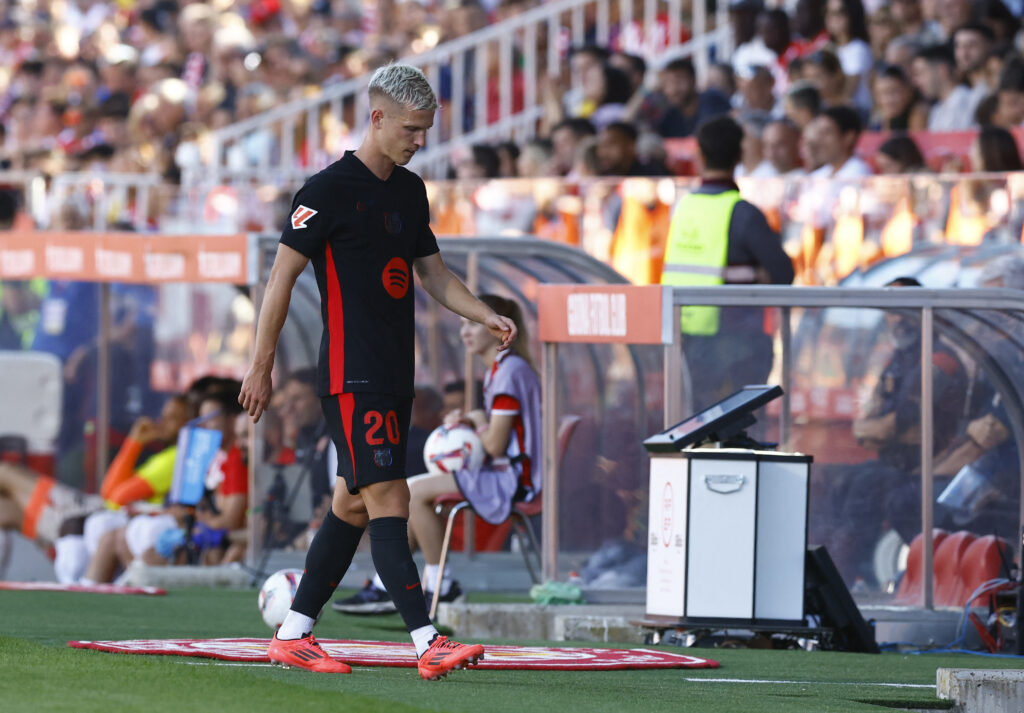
492, 394, 520, 412
513, 415, 531, 492
338, 393, 357, 487
324, 243, 345, 393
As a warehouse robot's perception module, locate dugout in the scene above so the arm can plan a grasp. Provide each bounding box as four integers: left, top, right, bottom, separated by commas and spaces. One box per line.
536, 276, 1024, 621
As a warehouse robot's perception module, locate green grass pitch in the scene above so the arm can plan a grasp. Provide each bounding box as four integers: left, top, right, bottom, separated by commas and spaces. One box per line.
2, 587, 1021, 712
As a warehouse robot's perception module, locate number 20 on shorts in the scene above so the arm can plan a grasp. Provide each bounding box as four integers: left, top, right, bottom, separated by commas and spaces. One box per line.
364, 410, 400, 445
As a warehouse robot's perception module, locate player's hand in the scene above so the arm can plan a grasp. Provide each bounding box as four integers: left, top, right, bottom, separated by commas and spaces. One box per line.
239, 363, 273, 423
485, 313, 517, 351
129, 417, 158, 445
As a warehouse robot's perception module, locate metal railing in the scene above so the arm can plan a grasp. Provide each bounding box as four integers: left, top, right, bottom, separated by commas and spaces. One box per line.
47, 173, 162, 231
198, 0, 730, 186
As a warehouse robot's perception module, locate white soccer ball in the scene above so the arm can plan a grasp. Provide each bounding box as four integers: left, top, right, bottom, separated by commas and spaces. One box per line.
423, 423, 486, 475
258, 568, 303, 630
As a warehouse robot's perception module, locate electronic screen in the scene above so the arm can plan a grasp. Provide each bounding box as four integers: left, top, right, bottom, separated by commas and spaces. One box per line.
643, 385, 783, 453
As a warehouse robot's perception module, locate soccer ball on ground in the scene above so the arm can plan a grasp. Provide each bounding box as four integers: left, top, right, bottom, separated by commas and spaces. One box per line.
423, 423, 486, 475
258, 568, 303, 630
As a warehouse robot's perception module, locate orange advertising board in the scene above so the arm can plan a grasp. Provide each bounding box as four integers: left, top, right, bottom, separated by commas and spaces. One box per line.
0, 231, 252, 284
537, 284, 672, 344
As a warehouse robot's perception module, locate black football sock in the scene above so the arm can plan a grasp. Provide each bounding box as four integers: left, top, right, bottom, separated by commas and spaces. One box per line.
290, 510, 364, 619
368, 516, 431, 632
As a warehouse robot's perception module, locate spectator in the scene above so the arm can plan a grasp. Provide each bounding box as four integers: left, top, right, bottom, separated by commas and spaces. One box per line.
875, 134, 928, 174
608, 52, 647, 101
803, 49, 849, 109
804, 105, 873, 178
495, 142, 520, 178
972, 0, 1018, 45
890, 0, 942, 45
662, 114, 794, 410
867, 5, 899, 61
706, 62, 737, 99
970, 126, 1024, 173
454, 144, 500, 180
786, 0, 829, 62
549, 117, 596, 176
784, 81, 822, 129
736, 65, 777, 115
911, 44, 978, 131
871, 64, 929, 131
760, 118, 805, 177
729, 0, 767, 78
995, 56, 1024, 128
823, 0, 873, 111
595, 121, 667, 176
953, 24, 995, 102
541, 44, 610, 129
884, 35, 923, 78
934, 0, 972, 42
639, 57, 731, 138
583, 63, 633, 130
516, 138, 554, 178
735, 111, 774, 179
732, 6, 787, 79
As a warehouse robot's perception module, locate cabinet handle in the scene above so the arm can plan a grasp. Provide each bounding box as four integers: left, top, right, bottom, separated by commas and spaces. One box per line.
704, 474, 746, 493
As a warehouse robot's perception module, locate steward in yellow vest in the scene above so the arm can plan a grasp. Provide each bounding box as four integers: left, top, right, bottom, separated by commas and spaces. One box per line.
661, 116, 795, 409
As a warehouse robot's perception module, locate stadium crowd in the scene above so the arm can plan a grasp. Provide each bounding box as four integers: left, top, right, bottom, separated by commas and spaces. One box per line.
2, 0, 1024, 185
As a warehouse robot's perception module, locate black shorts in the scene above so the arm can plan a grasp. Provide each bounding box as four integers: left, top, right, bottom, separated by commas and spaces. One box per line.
321, 393, 412, 494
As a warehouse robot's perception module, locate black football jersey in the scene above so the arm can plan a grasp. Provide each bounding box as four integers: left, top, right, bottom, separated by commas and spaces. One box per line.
279, 151, 439, 397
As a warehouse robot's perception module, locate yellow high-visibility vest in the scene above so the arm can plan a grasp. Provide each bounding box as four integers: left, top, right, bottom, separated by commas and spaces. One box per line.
661, 190, 740, 335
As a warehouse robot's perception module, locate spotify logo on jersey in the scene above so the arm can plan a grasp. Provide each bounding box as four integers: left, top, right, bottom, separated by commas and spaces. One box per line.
382, 257, 410, 299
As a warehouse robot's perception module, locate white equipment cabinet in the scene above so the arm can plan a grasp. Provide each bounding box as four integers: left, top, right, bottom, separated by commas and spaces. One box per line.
645, 448, 811, 624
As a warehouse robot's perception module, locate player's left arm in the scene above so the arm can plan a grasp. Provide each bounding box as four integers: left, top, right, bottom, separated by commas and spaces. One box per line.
414, 252, 517, 350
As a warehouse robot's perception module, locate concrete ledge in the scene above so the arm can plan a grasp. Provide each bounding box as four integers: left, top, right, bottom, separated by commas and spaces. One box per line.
937, 668, 1024, 713
116, 561, 251, 589
437, 602, 646, 644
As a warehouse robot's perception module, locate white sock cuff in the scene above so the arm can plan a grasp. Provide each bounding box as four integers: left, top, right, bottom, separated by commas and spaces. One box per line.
276, 610, 318, 640
410, 624, 439, 658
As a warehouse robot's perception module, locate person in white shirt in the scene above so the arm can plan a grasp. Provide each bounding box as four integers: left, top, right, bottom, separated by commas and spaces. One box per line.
911, 44, 977, 131
824, 0, 874, 112
761, 118, 805, 177
804, 106, 873, 179
953, 23, 995, 110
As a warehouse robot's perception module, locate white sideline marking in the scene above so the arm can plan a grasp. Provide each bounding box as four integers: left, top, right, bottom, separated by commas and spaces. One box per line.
177, 661, 371, 671
173, 663, 934, 687
685, 677, 933, 689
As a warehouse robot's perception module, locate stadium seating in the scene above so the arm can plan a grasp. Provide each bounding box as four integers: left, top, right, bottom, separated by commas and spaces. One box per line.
955, 535, 1013, 607
894, 528, 948, 605
933, 531, 978, 606
896, 530, 1016, 608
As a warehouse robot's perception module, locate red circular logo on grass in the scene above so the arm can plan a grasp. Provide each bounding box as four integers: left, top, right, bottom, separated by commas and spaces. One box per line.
382, 257, 410, 299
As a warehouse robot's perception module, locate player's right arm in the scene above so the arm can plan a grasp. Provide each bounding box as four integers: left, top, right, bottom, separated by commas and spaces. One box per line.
239, 243, 309, 422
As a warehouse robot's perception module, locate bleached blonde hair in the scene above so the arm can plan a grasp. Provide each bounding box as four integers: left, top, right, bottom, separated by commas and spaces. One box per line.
368, 63, 438, 111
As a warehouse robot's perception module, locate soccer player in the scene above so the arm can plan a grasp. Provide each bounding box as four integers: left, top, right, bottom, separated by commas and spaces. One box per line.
238, 63, 517, 680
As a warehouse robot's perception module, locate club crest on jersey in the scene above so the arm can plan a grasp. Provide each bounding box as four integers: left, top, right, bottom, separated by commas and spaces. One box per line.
382, 257, 410, 299
384, 211, 403, 235
373, 448, 393, 468
291, 205, 318, 230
